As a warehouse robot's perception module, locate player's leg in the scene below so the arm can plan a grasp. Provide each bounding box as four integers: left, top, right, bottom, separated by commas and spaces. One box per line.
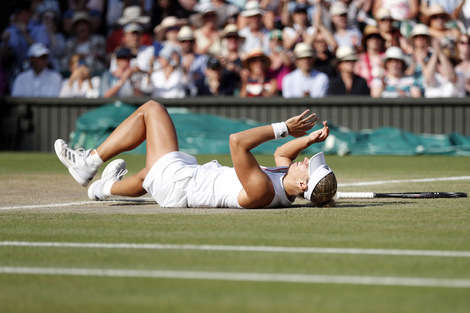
94, 100, 178, 166
56, 100, 178, 188
88, 101, 179, 199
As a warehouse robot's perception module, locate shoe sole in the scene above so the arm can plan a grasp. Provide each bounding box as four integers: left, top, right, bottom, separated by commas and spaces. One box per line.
54, 139, 90, 187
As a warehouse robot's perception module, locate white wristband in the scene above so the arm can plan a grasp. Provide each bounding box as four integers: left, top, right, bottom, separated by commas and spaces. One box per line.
271, 122, 289, 139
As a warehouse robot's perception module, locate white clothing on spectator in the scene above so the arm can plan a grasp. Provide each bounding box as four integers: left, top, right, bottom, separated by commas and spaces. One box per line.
11, 68, 62, 97
59, 76, 101, 98
282, 69, 329, 98
424, 72, 466, 98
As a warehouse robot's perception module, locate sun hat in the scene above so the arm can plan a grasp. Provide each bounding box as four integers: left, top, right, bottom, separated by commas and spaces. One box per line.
69, 11, 94, 32
304, 151, 334, 201
375, 8, 393, 20
241, 1, 265, 17
154, 16, 187, 41
294, 42, 315, 59
242, 49, 271, 70
177, 26, 195, 41
117, 6, 150, 25
222, 24, 244, 39
409, 24, 430, 38
383, 46, 407, 66
123, 23, 143, 33
335, 46, 358, 63
190, 2, 221, 27
27, 42, 50, 58
329, 2, 348, 16
361, 25, 384, 47
422, 4, 450, 25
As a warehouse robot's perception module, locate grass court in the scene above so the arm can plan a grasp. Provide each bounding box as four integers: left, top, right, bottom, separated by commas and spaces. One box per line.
0, 152, 469, 312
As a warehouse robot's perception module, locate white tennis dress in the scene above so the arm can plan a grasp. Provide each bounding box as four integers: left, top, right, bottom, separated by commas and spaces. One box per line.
143, 151, 293, 208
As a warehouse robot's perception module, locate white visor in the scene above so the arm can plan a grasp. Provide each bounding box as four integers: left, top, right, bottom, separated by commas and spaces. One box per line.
304, 151, 333, 200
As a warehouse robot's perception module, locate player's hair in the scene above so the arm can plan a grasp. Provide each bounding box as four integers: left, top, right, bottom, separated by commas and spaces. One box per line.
310, 172, 337, 207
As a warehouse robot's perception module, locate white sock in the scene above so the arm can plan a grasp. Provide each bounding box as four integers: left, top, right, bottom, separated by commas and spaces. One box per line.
102, 179, 115, 197
86, 150, 103, 169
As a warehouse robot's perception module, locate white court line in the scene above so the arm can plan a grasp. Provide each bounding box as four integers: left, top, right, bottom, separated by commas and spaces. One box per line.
1, 267, 469, 288
2, 241, 470, 258
339, 176, 470, 187
0, 201, 97, 211
1, 176, 468, 211
0, 199, 153, 211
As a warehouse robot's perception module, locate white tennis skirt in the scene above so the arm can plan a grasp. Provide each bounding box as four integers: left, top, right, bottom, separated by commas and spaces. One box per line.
143, 151, 198, 207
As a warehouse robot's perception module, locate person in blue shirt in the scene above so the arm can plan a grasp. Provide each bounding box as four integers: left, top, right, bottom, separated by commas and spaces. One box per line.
282, 42, 329, 98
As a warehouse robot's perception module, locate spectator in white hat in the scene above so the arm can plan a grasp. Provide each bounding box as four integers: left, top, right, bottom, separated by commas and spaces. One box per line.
328, 46, 369, 95
370, 46, 422, 98
192, 3, 223, 55
375, 7, 412, 53
218, 24, 244, 88
282, 42, 329, 98
106, 6, 153, 56
328, 2, 362, 53
405, 24, 432, 93
177, 26, 209, 87
238, 1, 271, 57
11, 43, 63, 97
107, 23, 151, 73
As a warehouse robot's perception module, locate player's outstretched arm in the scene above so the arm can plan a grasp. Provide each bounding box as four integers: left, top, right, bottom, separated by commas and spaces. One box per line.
229, 110, 318, 208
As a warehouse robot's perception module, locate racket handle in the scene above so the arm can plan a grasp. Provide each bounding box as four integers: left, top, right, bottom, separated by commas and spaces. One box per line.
336, 192, 376, 199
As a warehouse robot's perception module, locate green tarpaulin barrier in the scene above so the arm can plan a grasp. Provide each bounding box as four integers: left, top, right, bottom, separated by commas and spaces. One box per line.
70, 102, 470, 156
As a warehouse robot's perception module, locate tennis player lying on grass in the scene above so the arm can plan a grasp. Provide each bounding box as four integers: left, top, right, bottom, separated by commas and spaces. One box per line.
55, 100, 337, 208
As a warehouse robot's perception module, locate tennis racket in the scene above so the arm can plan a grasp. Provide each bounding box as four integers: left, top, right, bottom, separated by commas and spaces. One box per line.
336, 192, 467, 199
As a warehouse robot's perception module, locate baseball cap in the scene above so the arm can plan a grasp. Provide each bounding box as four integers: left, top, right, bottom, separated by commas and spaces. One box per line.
206, 57, 221, 69
115, 47, 136, 59
304, 151, 333, 200
27, 43, 50, 58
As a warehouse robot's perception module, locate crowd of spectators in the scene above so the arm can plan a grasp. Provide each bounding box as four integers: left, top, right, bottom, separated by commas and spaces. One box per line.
1, 0, 470, 99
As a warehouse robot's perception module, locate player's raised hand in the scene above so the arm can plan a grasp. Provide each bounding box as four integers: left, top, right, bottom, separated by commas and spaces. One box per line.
308, 121, 330, 143
285, 110, 319, 137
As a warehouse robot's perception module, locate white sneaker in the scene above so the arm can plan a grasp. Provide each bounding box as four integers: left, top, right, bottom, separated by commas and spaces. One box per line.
54, 139, 98, 187
88, 159, 128, 201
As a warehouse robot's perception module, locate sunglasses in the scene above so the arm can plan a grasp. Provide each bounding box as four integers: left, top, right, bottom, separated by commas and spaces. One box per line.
431, 14, 447, 20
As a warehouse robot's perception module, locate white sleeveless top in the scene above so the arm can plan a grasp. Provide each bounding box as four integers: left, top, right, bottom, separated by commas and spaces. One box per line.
186, 160, 293, 209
